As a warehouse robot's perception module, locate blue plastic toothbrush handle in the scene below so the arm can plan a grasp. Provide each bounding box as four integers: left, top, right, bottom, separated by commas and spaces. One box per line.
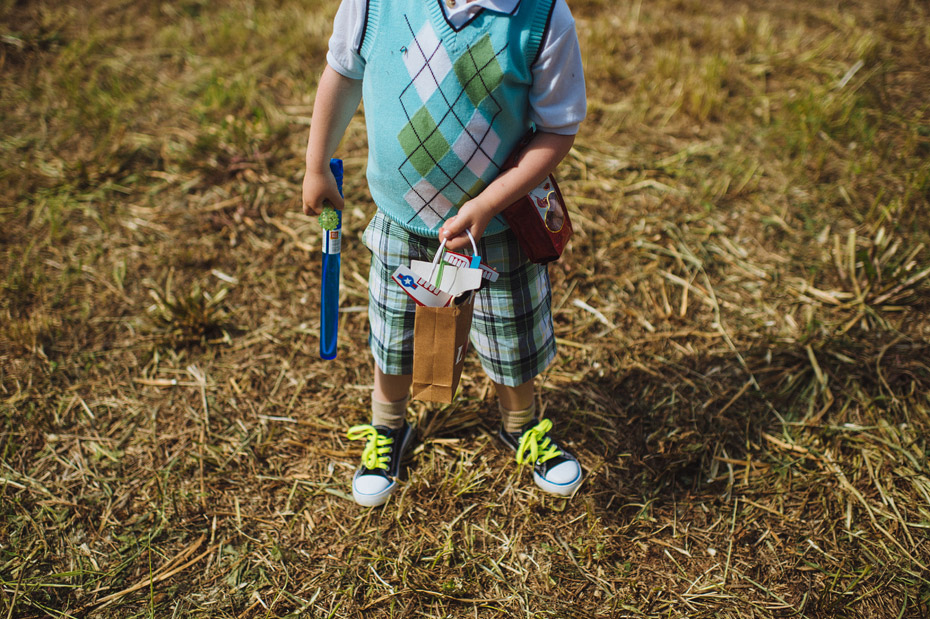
320, 158, 343, 360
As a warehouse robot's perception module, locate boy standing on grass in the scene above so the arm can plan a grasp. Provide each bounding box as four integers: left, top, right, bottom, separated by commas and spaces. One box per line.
302, 0, 586, 506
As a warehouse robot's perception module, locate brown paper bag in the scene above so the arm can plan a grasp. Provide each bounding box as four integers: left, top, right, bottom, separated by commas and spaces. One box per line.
411, 294, 474, 403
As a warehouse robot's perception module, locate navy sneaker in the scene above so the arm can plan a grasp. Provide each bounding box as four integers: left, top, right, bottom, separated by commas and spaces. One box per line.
346, 421, 415, 507
499, 418, 582, 496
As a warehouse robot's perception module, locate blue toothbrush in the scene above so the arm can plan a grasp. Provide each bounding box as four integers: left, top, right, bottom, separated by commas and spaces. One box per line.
319, 158, 343, 360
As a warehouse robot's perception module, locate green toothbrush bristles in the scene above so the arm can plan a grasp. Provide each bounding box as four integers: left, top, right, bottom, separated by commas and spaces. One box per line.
319, 206, 339, 231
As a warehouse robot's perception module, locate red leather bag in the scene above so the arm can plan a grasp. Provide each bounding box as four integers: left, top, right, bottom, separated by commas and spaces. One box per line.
500, 133, 574, 264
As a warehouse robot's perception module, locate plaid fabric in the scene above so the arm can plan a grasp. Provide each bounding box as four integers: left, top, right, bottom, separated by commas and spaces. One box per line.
363, 210, 557, 387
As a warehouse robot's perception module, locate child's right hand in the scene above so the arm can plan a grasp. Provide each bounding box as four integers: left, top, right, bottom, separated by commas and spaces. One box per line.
302, 168, 344, 216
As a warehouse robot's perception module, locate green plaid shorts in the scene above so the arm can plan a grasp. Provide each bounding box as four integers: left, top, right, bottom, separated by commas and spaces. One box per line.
363, 210, 557, 387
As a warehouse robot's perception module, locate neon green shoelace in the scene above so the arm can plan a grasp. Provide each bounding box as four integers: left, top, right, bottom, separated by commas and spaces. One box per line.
516, 419, 562, 466
347, 425, 394, 470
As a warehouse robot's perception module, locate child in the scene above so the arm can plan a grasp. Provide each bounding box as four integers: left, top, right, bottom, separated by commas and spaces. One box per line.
302, 0, 586, 506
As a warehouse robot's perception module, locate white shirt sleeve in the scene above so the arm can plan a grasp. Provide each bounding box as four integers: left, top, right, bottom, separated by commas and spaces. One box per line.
529, 0, 586, 135
326, 0, 367, 80
325, 0, 586, 133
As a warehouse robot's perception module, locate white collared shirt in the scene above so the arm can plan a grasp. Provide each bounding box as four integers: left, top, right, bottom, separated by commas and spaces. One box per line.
325, 0, 586, 134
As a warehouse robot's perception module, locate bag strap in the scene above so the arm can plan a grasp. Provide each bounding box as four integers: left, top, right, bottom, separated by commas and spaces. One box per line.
428, 231, 480, 285
428, 239, 448, 286
465, 230, 481, 268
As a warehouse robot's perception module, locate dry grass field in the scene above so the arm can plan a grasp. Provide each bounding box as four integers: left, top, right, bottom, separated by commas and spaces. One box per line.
2, 0, 930, 616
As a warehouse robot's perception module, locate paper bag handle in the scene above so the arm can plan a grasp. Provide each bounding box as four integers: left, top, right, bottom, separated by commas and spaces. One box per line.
428, 231, 479, 285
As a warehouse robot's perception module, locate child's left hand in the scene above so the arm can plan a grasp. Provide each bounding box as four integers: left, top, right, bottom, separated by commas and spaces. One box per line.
440, 131, 576, 252
439, 199, 493, 252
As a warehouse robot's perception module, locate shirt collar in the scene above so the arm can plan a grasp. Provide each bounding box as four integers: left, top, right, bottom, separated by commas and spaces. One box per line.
446, 0, 520, 16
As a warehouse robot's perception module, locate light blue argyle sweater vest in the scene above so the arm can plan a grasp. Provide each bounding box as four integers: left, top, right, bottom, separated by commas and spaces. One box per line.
359, 0, 556, 236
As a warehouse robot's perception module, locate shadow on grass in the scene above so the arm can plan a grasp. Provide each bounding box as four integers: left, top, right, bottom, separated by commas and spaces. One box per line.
555, 333, 930, 512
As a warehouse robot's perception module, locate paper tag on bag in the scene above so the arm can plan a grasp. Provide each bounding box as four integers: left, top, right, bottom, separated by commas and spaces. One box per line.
409, 260, 483, 297
392, 264, 452, 307
444, 251, 499, 282
392, 233, 485, 307
391, 260, 483, 307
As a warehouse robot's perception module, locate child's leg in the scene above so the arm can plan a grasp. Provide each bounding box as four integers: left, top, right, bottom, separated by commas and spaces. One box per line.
463, 231, 581, 495
495, 378, 536, 433
348, 365, 415, 507
494, 376, 583, 496
349, 212, 426, 507
371, 366, 412, 429
374, 365, 412, 403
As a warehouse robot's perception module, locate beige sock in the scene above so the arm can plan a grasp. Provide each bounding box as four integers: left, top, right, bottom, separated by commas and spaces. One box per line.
371, 395, 409, 430
499, 401, 536, 434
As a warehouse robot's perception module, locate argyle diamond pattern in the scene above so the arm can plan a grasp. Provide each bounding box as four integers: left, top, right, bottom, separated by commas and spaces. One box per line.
454, 34, 504, 106
403, 22, 452, 104
397, 18, 508, 229
452, 109, 501, 178
399, 107, 450, 177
